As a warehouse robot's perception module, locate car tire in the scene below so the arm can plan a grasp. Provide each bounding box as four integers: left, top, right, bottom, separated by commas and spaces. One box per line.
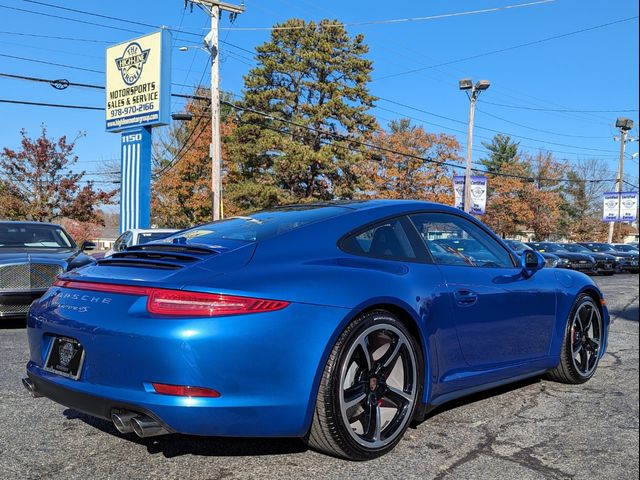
547, 294, 603, 384
306, 310, 423, 460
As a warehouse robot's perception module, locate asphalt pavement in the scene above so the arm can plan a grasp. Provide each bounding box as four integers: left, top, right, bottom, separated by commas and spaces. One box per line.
1, 274, 638, 480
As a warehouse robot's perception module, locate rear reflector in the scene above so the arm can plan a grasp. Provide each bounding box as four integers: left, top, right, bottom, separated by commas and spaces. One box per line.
53, 280, 289, 317
152, 383, 221, 398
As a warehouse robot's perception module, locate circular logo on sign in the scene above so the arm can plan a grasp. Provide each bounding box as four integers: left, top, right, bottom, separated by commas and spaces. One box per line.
115, 42, 150, 85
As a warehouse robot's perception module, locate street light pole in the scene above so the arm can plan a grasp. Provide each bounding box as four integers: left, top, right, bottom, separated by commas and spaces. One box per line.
188, 0, 244, 221
459, 78, 490, 213
464, 94, 477, 214
608, 117, 634, 243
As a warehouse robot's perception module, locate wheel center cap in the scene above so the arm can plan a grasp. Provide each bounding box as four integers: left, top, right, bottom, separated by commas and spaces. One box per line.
368, 377, 378, 392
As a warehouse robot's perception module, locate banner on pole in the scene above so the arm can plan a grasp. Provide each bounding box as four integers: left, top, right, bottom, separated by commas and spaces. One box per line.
469, 176, 487, 215
620, 192, 638, 222
453, 176, 487, 215
602, 192, 620, 222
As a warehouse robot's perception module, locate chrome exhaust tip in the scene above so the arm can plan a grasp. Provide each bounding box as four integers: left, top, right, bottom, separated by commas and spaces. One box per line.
111, 411, 139, 434
22, 377, 41, 398
130, 415, 169, 438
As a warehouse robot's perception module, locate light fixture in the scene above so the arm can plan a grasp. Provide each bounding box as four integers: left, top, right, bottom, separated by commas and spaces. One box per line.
458, 78, 473, 90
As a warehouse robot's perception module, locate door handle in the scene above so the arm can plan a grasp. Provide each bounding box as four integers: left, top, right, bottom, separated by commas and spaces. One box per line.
454, 289, 478, 307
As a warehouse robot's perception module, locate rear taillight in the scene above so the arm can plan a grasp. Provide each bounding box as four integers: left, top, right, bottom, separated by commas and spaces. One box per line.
147, 289, 289, 316
53, 280, 289, 317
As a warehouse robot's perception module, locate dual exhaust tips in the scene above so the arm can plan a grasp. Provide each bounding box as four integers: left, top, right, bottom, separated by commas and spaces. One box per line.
111, 411, 169, 438
22, 377, 168, 439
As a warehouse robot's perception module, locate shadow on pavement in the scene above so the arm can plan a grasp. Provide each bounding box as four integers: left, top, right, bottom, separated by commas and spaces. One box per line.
417, 376, 542, 424
63, 409, 309, 458
609, 304, 639, 322
63, 377, 544, 459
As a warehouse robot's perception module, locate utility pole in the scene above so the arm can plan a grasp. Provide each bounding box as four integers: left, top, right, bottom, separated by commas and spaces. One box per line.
459, 78, 490, 213
608, 117, 634, 243
188, 0, 244, 221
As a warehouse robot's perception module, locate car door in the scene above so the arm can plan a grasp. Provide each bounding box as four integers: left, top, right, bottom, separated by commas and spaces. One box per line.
408, 212, 556, 368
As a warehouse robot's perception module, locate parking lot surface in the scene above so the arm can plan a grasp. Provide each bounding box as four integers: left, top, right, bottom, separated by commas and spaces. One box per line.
1, 274, 638, 480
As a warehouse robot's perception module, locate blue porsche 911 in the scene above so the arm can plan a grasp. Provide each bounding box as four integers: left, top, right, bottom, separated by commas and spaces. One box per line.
23, 200, 609, 460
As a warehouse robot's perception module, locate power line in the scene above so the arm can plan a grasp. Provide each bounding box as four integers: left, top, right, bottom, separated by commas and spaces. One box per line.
212, 101, 618, 184
478, 99, 640, 113
0, 53, 103, 74
377, 97, 619, 153
0, 29, 113, 44
0, 93, 618, 185
1, 2, 254, 56
374, 16, 639, 81
1, 69, 622, 159
0, 98, 103, 110
216, 0, 556, 30
475, 106, 612, 139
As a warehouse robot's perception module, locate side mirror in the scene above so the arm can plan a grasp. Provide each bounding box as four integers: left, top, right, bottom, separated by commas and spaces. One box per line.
118, 243, 128, 252
81, 241, 96, 252
521, 250, 545, 276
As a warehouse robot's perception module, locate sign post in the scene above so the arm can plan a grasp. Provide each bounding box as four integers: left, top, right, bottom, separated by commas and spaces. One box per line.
106, 30, 171, 233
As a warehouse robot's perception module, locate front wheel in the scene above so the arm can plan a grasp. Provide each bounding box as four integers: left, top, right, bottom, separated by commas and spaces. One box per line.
306, 310, 423, 460
547, 294, 603, 384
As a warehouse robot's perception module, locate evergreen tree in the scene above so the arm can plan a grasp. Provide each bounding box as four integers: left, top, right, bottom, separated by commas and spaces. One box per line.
480, 134, 521, 173
226, 18, 377, 210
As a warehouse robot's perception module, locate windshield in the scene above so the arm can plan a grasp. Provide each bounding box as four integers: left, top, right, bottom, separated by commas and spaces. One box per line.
561, 244, 590, 253
138, 232, 175, 245
160, 206, 349, 245
529, 243, 565, 253
0, 223, 75, 249
505, 240, 529, 252
615, 245, 638, 252
586, 243, 614, 252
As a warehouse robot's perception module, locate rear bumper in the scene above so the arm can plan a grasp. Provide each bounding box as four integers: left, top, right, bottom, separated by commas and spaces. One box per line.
25, 299, 349, 437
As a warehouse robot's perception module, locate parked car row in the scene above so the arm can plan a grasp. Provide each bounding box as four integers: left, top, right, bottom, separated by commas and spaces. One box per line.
506, 239, 638, 275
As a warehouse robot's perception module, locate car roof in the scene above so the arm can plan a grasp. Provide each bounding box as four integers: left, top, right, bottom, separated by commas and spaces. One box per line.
0, 220, 61, 228
273, 199, 449, 212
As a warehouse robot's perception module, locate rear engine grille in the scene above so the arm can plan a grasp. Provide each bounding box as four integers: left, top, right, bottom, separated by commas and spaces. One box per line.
0, 263, 63, 291
96, 244, 221, 270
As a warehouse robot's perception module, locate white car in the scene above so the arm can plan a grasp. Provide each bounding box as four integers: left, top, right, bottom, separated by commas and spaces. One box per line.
105, 229, 178, 257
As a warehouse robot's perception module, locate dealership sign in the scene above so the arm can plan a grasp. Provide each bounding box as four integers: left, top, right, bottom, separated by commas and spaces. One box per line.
454, 176, 487, 215
105, 30, 171, 132
603, 192, 638, 222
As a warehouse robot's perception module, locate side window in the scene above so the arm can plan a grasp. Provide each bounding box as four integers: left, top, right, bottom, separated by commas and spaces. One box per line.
114, 231, 132, 251
409, 213, 514, 268
342, 218, 417, 260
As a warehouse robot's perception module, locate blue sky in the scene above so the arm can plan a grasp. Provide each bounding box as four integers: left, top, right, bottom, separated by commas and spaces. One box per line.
0, 0, 638, 190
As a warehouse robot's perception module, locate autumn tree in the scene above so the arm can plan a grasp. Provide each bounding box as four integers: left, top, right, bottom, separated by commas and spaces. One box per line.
483, 160, 534, 238
151, 89, 236, 227
226, 18, 377, 211
561, 159, 610, 241
359, 119, 462, 203
525, 151, 566, 240
60, 218, 104, 245
0, 127, 115, 224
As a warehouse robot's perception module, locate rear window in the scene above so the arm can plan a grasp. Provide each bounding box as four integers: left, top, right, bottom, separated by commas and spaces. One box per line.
138, 232, 175, 244
160, 206, 349, 244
